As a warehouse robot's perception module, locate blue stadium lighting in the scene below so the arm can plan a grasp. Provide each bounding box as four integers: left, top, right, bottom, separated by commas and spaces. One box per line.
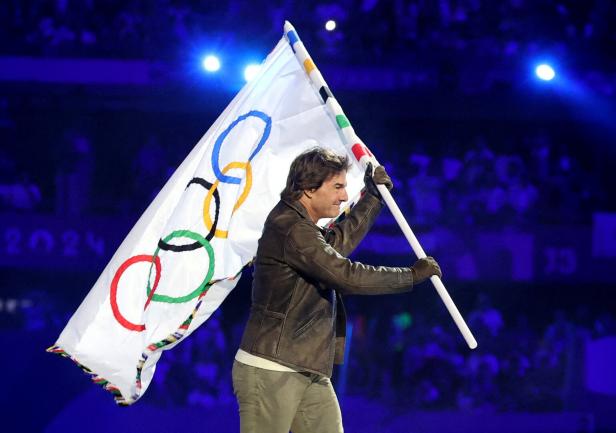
535, 64, 555, 81
202, 55, 221, 72
325, 20, 337, 31
244, 64, 261, 82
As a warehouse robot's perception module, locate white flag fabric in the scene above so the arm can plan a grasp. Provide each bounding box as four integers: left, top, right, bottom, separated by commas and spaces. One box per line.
49, 34, 366, 405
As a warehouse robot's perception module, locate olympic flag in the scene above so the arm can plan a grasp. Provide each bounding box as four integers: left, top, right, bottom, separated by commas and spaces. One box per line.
48, 27, 368, 405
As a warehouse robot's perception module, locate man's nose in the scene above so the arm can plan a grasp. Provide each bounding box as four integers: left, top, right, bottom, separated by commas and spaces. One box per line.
340, 188, 348, 202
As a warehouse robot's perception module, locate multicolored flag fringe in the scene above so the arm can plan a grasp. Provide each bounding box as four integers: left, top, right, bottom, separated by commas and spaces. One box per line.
48, 23, 372, 405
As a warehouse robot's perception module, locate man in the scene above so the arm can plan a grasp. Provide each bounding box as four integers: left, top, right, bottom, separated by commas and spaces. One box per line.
233, 147, 442, 433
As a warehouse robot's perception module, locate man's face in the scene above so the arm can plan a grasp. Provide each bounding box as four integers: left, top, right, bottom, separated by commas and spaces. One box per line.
305, 171, 349, 221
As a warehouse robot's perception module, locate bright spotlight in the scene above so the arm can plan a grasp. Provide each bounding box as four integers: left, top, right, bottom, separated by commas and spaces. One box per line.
202, 55, 220, 72
244, 64, 261, 82
325, 20, 336, 31
535, 64, 555, 81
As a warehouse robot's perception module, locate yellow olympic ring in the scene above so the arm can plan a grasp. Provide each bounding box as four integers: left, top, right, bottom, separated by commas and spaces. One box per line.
203, 161, 252, 239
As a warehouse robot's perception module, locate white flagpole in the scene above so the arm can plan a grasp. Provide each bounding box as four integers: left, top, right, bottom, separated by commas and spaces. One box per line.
284, 21, 478, 350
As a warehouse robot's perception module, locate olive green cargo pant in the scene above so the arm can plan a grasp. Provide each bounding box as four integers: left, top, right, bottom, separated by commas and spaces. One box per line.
232, 360, 344, 433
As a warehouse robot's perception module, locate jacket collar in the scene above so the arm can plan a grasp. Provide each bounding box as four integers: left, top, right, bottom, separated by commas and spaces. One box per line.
281, 198, 312, 221
281, 198, 329, 233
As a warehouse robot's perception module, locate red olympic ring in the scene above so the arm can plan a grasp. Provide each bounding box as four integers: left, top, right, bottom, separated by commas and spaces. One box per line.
110, 254, 162, 332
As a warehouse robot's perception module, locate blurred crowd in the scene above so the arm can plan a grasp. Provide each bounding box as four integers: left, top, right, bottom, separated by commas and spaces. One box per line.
3, 0, 615, 57
0, 155, 42, 212
2, 1, 615, 94
345, 295, 616, 411
145, 294, 616, 411
2, 0, 615, 422
11, 287, 609, 412
5, 269, 615, 412
382, 132, 607, 227
0, 126, 175, 216
1, 123, 609, 227
1, 3, 613, 222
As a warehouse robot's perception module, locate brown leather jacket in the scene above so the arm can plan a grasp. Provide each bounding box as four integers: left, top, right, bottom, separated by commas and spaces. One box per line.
238, 192, 415, 377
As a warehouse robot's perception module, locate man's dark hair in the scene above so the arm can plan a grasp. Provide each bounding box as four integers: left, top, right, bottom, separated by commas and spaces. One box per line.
281, 147, 350, 201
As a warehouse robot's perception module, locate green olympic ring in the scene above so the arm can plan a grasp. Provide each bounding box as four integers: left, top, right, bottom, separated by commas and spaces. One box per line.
146, 229, 215, 303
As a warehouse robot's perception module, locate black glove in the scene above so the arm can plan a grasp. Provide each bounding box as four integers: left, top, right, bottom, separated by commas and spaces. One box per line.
364, 162, 393, 198
410, 256, 442, 285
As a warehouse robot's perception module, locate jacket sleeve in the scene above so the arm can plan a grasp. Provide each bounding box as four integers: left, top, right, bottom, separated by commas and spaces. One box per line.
284, 219, 414, 295
324, 192, 383, 257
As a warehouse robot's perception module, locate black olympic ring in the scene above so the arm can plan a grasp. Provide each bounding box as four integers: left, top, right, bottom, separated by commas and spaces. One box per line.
157, 177, 220, 252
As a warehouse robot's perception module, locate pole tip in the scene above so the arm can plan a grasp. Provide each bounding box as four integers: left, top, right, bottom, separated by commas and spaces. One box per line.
284, 20, 294, 33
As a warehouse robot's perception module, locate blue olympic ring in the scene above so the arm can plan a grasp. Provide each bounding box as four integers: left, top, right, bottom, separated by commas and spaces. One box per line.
212, 110, 271, 184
